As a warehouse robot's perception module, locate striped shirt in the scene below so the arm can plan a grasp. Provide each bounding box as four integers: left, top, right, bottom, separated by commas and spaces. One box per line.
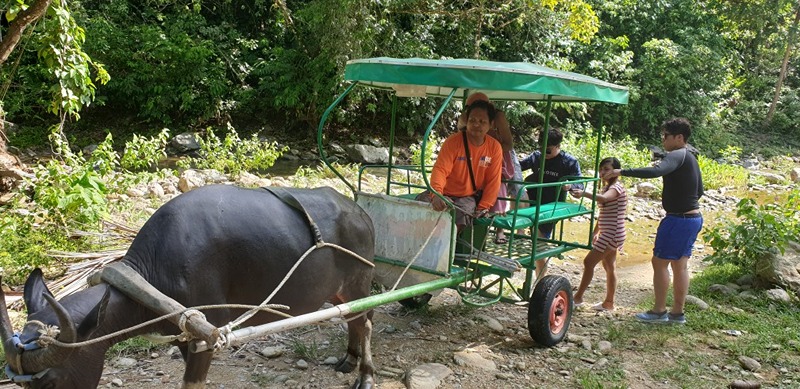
596, 182, 627, 249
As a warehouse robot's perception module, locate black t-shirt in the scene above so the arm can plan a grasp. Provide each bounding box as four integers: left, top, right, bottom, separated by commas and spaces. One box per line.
622, 148, 704, 213
519, 150, 583, 204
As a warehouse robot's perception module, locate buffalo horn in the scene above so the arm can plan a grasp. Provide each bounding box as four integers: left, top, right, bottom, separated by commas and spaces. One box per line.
0, 278, 20, 366
19, 293, 77, 373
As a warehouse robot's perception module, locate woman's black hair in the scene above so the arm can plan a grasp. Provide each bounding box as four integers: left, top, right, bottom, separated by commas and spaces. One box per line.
465, 100, 497, 122
600, 157, 622, 186
600, 157, 621, 169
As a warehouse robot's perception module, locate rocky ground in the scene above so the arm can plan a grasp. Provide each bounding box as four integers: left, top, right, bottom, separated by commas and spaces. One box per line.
1, 154, 796, 388
88, 260, 662, 389
8, 253, 791, 389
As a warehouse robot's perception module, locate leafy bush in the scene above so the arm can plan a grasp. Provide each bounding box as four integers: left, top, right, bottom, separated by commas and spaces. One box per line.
697, 155, 748, 190
177, 124, 286, 178
718, 145, 742, 164
561, 121, 650, 174
704, 190, 800, 271
25, 130, 116, 226
409, 134, 442, 167
121, 129, 171, 171
0, 214, 85, 284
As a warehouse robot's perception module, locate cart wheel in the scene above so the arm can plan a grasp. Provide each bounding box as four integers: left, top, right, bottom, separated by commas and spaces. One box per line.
398, 293, 432, 309
527, 275, 572, 347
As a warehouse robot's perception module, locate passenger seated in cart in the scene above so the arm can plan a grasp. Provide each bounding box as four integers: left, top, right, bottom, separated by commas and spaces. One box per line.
456, 92, 523, 244
519, 128, 583, 276
416, 100, 503, 231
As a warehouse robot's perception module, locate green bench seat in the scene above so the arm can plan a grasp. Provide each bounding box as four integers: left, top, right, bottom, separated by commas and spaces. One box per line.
476, 202, 590, 230
390, 193, 589, 230
395, 192, 422, 201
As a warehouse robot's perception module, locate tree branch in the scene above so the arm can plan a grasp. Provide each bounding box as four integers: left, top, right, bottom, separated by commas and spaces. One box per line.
0, 0, 54, 64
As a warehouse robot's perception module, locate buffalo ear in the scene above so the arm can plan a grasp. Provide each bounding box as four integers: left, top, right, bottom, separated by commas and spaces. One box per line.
23, 268, 55, 315
77, 286, 110, 339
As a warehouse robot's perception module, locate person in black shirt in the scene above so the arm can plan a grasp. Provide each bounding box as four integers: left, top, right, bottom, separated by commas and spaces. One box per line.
519, 128, 583, 279
604, 117, 703, 324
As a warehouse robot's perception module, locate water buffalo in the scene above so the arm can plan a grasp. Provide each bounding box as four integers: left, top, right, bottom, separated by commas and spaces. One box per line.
0, 185, 376, 388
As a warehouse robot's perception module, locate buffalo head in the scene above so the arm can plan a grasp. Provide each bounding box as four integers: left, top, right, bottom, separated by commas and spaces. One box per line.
1, 269, 110, 388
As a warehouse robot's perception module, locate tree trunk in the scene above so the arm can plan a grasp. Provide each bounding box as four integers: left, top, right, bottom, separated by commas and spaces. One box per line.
0, 0, 53, 64
765, 2, 800, 126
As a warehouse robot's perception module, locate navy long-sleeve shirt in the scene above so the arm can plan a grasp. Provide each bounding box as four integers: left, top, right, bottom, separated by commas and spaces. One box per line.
622, 148, 704, 213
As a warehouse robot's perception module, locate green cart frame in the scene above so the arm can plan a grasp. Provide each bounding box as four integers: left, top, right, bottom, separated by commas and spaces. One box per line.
317, 57, 628, 346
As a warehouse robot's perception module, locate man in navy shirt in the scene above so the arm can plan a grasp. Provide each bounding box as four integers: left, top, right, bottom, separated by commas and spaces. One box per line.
604, 117, 703, 325
519, 128, 583, 278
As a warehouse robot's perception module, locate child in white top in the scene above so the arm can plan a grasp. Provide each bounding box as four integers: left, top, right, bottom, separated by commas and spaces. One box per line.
569, 157, 627, 311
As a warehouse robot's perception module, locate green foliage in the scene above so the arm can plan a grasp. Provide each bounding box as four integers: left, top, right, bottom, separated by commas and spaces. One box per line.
0, 213, 84, 284
290, 338, 319, 360
81, 2, 233, 124
704, 190, 800, 270
108, 337, 160, 356
39, 3, 110, 119
177, 124, 286, 178
718, 145, 742, 164
409, 134, 442, 167
561, 121, 650, 173
25, 130, 116, 226
121, 129, 171, 171
697, 155, 748, 190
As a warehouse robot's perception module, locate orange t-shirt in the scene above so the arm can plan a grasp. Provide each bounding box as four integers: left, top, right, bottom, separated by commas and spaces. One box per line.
430, 132, 503, 210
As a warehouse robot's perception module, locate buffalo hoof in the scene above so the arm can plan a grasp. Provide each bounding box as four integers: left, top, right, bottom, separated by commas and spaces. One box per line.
350, 375, 375, 389
335, 356, 357, 373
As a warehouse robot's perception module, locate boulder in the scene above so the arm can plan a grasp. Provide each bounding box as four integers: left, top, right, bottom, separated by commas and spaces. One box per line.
749, 170, 786, 184
790, 167, 800, 183
755, 241, 800, 295
178, 169, 206, 192
634, 182, 658, 198
344, 144, 391, 164
171, 132, 201, 154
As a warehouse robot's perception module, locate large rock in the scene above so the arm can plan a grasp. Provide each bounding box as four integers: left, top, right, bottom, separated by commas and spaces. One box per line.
755, 241, 800, 295
749, 170, 786, 184
344, 144, 391, 164
171, 132, 201, 154
634, 182, 658, 198
405, 363, 452, 389
790, 167, 800, 183
178, 169, 206, 192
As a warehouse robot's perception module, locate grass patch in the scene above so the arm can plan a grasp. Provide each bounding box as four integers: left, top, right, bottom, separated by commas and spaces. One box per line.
598, 263, 800, 387
574, 365, 627, 388
108, 337, 160, 357
290, 337, 319, 360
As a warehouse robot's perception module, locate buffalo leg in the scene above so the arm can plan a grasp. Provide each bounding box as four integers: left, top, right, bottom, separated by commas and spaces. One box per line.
353, 312, 375, 389
181, 347, 214, 389
336, 311, 375, 389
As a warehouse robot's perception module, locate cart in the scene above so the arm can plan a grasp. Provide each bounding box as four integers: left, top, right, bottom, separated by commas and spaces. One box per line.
105, 57, 628, 358
315, 57, 629, 346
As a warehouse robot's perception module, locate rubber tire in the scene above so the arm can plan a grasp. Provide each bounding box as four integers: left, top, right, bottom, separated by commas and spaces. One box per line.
398, 293, 432, 309
528, 275, 573, 347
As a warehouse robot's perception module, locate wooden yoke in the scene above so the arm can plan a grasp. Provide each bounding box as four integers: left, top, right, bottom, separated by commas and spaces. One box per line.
87, 262, 220, 347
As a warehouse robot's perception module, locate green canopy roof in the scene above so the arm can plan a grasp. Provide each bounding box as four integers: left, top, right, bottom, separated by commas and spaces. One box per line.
344, 57, 629, 104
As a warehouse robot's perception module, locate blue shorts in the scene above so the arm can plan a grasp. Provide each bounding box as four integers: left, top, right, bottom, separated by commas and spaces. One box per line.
653, 214, 704, 260
538, 222, 554, 239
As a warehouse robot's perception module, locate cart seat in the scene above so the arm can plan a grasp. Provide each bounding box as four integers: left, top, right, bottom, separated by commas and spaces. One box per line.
476, 202, 591, 230
395, 192, 422, 201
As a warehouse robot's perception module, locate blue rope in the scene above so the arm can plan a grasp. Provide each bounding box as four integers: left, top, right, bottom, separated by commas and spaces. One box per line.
3, 333, 49, 383
11, 333, 41, 351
